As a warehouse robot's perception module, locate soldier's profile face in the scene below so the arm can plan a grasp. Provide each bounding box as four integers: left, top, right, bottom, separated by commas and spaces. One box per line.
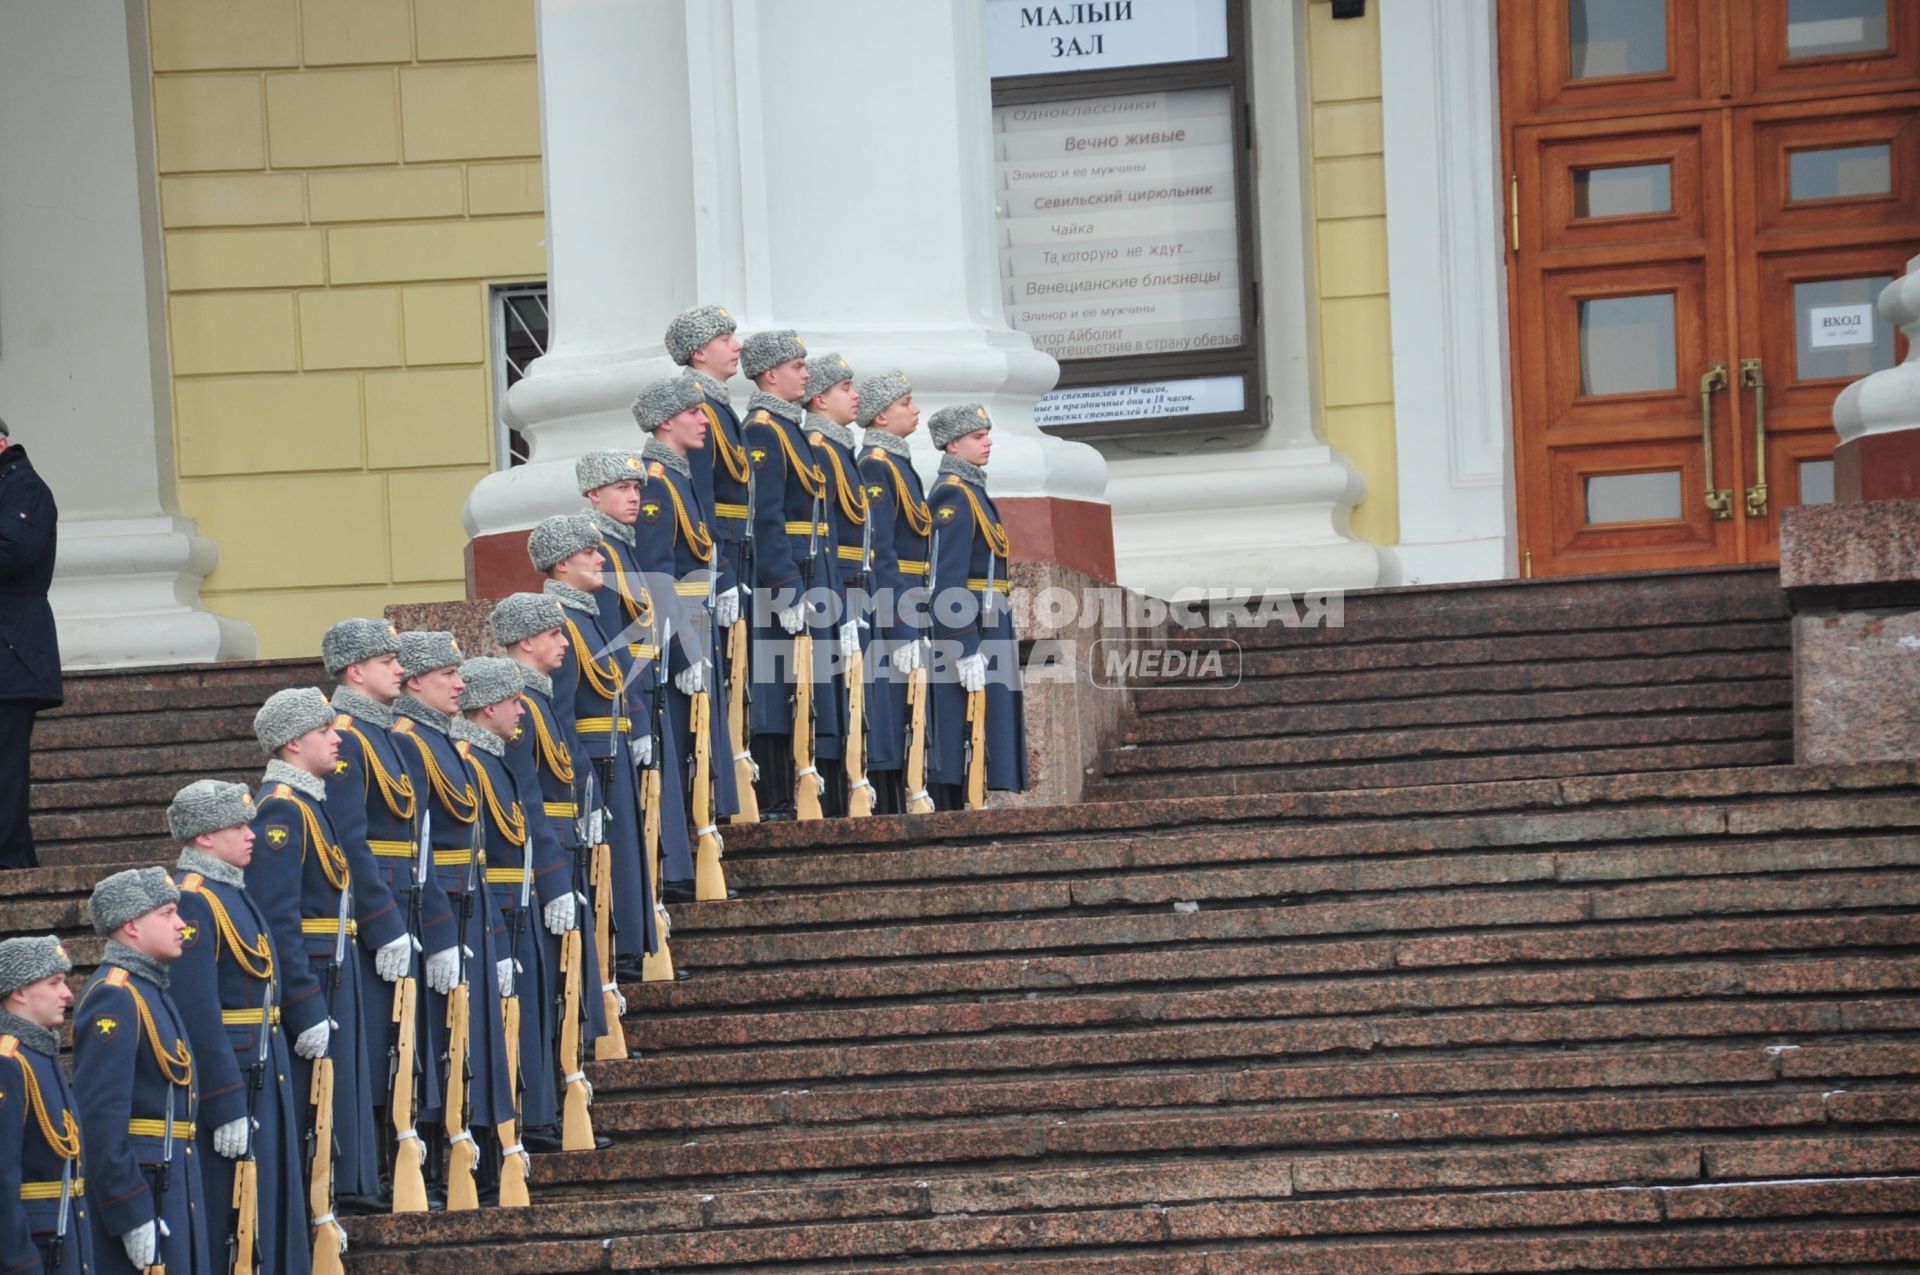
877, 394, 920, 435
764, 357, 809, 401
355, 652, 406, 702
694, 333, 741, 378
816, 380, 859, 426
662, 405, 709, 450
589, 479, 643, 525
409, 665, 464, 716
125, 902, 186, 961
523, 627, 568, 673
949, 428, 992, 466
7, 972, 72, 1028
197, 822, 255, 868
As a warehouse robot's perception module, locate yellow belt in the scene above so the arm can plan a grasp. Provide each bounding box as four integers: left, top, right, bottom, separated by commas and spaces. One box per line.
544, 801, 577, 818
576, 717, 632, 735
300, 918, 357, 937
836, 545, 867, 563
433, 849, 484, 867
128, 1119, 194, 1139
221, 1007, 280, 1026
673, 581, 710, 598
898, 559, 928, 576
968, 578, 1011, 594
484, 867, 535, 886
626, 643, 661, 660
714, 502, 749, 520
368, 840, 415, 858
785, 521, 830, 536
20, 1179, 83, 1200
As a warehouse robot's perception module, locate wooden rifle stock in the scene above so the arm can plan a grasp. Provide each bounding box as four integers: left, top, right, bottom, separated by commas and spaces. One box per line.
496, 995, 530, 1207
557, 924, 595, 1149
905, 664, 934, 814
639, 765, 676, 982
309, 1057, 346, 1274
692, 691, 728, 899
389, 976, 429, 1213
792, 633, 823, 821
230, 1156, 258, 1275
966, 688, 987, 811
442, 984, 479, 1212
845, 647, 873, 817
726, 618, 759, 822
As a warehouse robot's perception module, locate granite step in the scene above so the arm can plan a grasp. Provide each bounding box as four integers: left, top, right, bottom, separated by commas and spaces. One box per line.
43, 657, 326, 717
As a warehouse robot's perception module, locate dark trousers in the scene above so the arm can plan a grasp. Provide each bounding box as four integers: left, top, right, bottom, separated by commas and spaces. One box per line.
0, 703, 36, 868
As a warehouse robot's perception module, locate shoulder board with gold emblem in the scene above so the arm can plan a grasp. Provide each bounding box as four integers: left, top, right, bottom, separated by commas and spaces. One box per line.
456, 740, 471, 759
392, 718, 415, 734
335, 714, 353, 729
0, 1035, 17, 1058
870, 447, 886, 461
946, 475, 964, 486
649, 461, 666, 478
750, 410, 773, 425
809, 432, 824, 446
274, 784, 293, 799
180, 873, 205, 893
106, 968, 130, 988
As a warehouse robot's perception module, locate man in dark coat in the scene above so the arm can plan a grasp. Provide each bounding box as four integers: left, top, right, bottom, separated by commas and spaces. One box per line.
0, 418, 62, 869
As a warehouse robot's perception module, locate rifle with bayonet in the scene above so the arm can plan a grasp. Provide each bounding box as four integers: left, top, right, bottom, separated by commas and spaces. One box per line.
905, 525, 937, 815
493, 804, 532, 1209
310, 880, 350, 1274
693, 566, 729, 900
560, 761, 597, 1148
640, 618, 677, 982
793, 486, 825, 821
845, 492, 876, 818
389, 806, 430, 1214
228, 962, 274, 1275
964, 547, 995, 811
442, 817, 480, 1212
729, 454, 761, 822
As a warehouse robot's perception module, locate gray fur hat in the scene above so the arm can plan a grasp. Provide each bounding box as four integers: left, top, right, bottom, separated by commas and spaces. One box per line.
856, 371, 913, 428
928, 402, 995, 449
491, 592, 567, 648
168, 779, 257, 843
529, 513, 601, 572
577, 447, 647, 495
457, 657, 524, 711
89, 867, 181, 937
664, 304, 736, 365
803, 352, 854, 405
0, 936, 73, 999
397, 631, 463, 682
320, 617, 401, 676
631, 375, 706, 433
254, 687, 335, 755
740, 329, 807, 380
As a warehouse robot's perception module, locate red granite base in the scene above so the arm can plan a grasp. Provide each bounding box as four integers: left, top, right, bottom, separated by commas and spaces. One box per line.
466, 532, 546, 602
998, 496, 1116, 584
1835, 430, 1920, 503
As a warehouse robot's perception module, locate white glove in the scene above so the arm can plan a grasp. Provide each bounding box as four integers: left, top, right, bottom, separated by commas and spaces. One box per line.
778, 602, 806, 634
840, 620, 862, 662
544, 892, 577, 936
121, 1222, 156, 1269
632, 734, 653, 767
497, 958, 516, 999
603, 980, 628, 1016
675, 659, 708, 696
714, 586, 741, 630
294, 1019, 331, 1060
959, 651, 987, 693
424, 946, 460, 994
891, 640, 923, 674
374, 934, 411, 983
214, 1116, 250, 1159
324, 1220, 349, 1255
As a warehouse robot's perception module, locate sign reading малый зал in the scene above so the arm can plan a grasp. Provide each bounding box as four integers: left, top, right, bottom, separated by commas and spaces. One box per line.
987, 0, 1228, 77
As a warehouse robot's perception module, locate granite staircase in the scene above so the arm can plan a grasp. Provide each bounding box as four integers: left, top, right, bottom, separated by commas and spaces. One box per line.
13, 568, 1920, 1271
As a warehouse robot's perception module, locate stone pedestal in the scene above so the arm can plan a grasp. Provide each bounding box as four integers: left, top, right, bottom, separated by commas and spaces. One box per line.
463, 0, 1110, 597
1783, 255, 1920, 764
0, 0, 254, 667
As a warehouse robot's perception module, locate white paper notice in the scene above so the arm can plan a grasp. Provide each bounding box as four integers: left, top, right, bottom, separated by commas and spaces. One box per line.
995, 87, 1243, 363
1809, 303, 1875, 349
1033, 375, 1245, 427
987, 0, 1228, 78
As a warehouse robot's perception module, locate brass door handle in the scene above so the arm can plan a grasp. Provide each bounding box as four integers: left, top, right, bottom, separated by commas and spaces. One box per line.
1699, 363, 1732, 520
1741, 358, 1768, 517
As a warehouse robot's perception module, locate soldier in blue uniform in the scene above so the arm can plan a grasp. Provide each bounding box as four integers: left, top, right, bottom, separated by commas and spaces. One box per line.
0, 935, 93, 1275
74, 867, 209, 1275
454, 655, 558, 1186
247, 688, 382, 1225
856, 372, 929, 815
321, 618, 455, 1173
577, 454, 688, 977
740, 329, 844, 820
491, 592, 615, 1150
664, 305, 750, 824
798, 354, 875, 819
166, 780, 310, 1274
926, 406, 1030, 809
391, 633, 517, 1189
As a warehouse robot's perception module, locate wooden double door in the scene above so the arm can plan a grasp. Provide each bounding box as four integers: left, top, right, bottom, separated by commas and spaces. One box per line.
1502, 0, 1920, 575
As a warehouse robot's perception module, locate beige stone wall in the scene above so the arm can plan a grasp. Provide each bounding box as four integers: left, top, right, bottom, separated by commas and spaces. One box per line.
1304, 0, 1397, 546
148, 0, 545, 657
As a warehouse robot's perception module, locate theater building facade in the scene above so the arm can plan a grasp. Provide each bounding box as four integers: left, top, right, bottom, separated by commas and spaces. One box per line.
1, 0, 1912, 663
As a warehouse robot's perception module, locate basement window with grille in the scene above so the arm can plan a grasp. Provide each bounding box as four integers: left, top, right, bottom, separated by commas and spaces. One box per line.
491, 283, 549, 469
988, 0, 1263, 442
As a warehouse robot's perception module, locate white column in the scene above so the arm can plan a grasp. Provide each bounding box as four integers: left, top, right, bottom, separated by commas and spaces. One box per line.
1378, 0, 1513, 584
467, 0, 1105, 549
0, 0, 254, 667
1098, 0, 1383, 599
1834, 253, 1920, 451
